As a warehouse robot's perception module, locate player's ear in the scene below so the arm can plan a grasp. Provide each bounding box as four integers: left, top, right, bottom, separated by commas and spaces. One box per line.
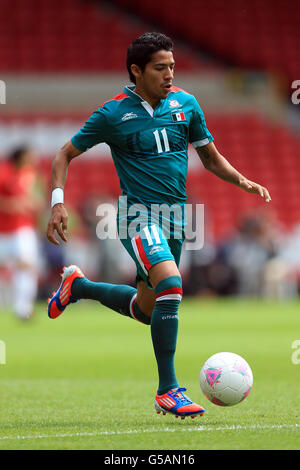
130, 64, 142, 82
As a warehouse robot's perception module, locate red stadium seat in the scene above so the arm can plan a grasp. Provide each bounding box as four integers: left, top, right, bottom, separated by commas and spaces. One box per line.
112, 0, 300, 85
0, 0, 213, 72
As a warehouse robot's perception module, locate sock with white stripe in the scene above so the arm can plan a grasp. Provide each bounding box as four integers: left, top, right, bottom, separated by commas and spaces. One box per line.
151, 275, 182, 395
71, 278, 150, 325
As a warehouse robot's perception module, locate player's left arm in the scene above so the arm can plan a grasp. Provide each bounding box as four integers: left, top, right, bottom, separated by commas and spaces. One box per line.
196, 142, 271, 203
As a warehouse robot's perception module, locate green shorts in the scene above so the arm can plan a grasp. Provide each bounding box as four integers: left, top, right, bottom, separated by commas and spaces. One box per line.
118, 222, 184, 286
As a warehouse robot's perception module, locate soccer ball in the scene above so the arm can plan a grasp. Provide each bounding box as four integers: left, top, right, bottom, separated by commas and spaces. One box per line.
199, 352, 253, 406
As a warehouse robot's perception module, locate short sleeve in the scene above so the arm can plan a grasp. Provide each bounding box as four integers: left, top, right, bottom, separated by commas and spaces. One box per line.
189, 96, 214, 148
71, 107, 109, 152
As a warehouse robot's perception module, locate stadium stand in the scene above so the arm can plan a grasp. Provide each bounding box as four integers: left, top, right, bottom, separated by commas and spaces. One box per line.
0, 0, 214, 72
112, 0, 300, 88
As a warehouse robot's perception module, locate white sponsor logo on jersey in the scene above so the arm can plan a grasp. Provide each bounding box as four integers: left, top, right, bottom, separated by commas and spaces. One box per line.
149, 245, 164, 256
122, 112, 138, 121
169, 99, 181, 108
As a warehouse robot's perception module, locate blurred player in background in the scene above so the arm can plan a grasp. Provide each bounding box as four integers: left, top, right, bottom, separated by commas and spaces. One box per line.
0, 146, 44, 320
46, 33, 271, 419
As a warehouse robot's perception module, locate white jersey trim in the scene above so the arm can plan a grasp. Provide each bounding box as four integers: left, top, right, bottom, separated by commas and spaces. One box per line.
191, 138, 210, 148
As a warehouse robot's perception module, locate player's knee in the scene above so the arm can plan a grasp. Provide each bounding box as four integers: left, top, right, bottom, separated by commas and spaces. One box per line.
154, 275, 183, 304
136, 280, 156, 319
149, 260, 180, 288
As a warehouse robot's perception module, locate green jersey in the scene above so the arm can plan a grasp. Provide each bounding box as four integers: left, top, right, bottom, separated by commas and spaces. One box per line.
71, 85, 213, 209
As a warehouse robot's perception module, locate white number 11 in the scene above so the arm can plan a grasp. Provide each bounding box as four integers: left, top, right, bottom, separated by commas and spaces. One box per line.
153, 128, 170, 153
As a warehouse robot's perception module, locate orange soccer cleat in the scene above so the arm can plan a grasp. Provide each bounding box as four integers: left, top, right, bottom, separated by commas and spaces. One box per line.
155, 387, 205, 419
47, 265, 84, 319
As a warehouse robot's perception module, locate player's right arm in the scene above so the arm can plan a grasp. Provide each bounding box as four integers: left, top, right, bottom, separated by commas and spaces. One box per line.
46, 140, 82, 245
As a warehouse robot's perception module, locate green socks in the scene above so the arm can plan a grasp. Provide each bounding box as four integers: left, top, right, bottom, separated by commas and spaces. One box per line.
71, 277, 150, 325
151, 276, 183, 395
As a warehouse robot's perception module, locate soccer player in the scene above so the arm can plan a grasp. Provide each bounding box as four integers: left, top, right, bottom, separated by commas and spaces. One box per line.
0, 146, 44, 319
46, 33, 271, 419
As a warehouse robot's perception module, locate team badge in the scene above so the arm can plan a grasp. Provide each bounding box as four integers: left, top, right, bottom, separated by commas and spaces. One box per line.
171, 112, 186, 122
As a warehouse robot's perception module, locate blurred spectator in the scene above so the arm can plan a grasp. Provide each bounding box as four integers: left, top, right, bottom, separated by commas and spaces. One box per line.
217, 208, 286, 298
271, 223, 300, 298
183, 201, 234, 296
0, 146, 45, 319
184, 229, 220, 296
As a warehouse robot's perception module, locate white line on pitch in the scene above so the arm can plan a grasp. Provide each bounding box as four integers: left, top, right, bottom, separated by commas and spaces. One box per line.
0, 424, 299, 441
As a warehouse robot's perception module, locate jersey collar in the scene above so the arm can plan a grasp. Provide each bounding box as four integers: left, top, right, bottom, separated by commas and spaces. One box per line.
124, 85, 144, 103
124, 85, 159, 118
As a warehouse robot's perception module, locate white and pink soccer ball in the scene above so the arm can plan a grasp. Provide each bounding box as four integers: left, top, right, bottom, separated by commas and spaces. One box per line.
200, 352, 253, 406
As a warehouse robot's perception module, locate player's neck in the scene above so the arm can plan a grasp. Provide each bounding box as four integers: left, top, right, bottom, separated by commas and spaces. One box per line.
133, 86, 160, 109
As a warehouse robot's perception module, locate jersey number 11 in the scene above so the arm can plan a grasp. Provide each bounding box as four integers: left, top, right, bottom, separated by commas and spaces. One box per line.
153, 128, 170, 154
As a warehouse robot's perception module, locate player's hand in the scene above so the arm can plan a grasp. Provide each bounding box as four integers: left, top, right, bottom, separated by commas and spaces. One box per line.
239, 177, 271, 203
46, 203, 68, 245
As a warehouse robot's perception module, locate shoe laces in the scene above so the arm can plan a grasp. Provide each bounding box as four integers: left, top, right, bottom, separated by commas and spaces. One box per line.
169, 387, 192, 404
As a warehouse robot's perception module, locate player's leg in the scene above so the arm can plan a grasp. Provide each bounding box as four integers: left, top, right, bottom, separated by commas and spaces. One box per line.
134, 278, 155, 320
130, 225, 182, 393
149, 260, 205, 418
131, 225, 205, 418
13, 227, 39, 320
48, 265, 153, 325
148, 259, 181, 394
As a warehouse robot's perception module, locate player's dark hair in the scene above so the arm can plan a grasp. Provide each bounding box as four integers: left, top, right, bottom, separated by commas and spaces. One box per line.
9, 146, 30, 165
127, 32, 173, 84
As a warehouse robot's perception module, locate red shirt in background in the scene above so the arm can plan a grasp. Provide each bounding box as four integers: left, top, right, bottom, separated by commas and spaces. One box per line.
0, 161, 37, 233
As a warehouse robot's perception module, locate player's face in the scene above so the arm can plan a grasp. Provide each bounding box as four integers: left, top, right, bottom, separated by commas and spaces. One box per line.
134, 50, 175, 106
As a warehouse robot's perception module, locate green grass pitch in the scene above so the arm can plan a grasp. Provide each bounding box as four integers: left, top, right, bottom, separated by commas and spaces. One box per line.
0, 297, 299, 450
